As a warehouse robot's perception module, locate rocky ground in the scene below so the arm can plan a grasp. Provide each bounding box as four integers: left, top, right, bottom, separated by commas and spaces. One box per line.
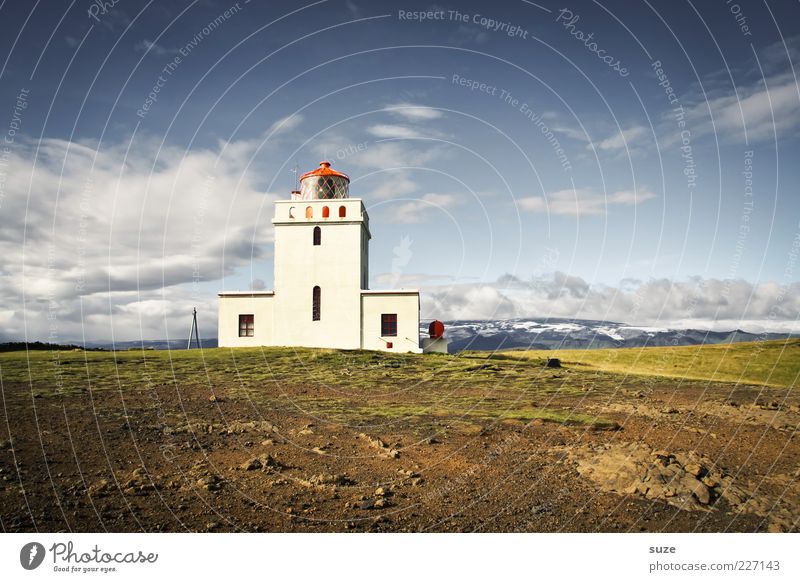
0, 348, 798, 532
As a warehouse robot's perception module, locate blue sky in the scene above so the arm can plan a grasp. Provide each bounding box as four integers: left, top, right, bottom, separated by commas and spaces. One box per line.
1, 0, 799, 341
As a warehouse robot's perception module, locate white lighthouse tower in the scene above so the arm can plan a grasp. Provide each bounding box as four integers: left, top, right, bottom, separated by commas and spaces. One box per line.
217, 161, 422, 352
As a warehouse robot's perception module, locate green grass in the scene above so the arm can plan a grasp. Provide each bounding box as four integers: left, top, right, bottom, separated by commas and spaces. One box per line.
501, 338, 800, 388
7, 340, 792, 427
0, 346, 612, 427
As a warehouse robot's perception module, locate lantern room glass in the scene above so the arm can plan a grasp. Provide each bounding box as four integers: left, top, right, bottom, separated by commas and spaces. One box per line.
299, 175, 349, 200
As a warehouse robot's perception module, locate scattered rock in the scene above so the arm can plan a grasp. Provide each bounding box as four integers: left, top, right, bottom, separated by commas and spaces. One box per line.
208, 394, 225, 403
531, 503, 552, 515
88, 479, 112, 497
240, 457, 262, 471
545, 358, 561, 368
688, 479, 711, 505
196, 475, 223, 491
683, 463, 704, 478
224, 420, 278, 434
375, 487, 386, 497
262, 454, 283, 469
359, 498, 376, 510
359, 433, 400, 459
374, 498, 386, 508
303, 473, 352, 488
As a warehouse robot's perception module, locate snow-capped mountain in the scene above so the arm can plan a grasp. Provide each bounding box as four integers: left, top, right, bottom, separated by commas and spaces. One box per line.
422, 318, 794, 352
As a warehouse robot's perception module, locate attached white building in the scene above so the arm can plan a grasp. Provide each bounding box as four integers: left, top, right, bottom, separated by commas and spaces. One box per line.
218, 161, 422, 353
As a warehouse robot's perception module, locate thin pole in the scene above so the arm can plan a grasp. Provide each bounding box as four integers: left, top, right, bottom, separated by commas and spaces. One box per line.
291, 160, 299, 191
187, 307, 200, 349
194, 308, 201, 348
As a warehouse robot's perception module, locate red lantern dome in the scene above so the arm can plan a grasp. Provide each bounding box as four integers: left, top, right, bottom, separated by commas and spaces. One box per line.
297, 161, 350, 200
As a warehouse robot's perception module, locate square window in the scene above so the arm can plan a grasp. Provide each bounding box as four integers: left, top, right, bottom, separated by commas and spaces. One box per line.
238, 314, 254, 337
381, 313, 397, 337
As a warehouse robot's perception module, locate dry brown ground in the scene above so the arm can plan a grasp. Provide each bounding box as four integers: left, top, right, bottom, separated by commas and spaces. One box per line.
1, 349, 798, 533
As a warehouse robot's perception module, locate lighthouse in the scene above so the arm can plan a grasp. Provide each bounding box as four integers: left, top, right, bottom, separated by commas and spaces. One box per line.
217, 161, 422, 353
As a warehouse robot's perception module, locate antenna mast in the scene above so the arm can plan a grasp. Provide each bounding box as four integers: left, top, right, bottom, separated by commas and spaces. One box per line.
291, 159, 299, 191
187, 307, 201, 349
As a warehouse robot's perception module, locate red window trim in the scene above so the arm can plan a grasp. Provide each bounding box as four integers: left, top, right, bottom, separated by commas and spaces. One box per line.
381, 313, 397, 337
238, 314, 254, 337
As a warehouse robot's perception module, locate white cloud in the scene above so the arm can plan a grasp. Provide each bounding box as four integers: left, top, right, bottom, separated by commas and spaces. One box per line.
268, 114, 304, 136
386, 102, 443, 121
349, 140, 445, 171
364, 171, 419, 199
684, 73, 800, 142
421, 273, 800, 332
345, 0, 361, 18
519, 187, 655, 216
134, 39, 178, 56
390, 193, 460, 224
593, 125, 648, 151
551, 125, 589, 142
366, 124, 425, 139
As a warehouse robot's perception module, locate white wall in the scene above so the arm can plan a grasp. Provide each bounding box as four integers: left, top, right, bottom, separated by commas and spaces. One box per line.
217, 293, 274, 347
361, 292, 421, 353
271, 199, 369, 349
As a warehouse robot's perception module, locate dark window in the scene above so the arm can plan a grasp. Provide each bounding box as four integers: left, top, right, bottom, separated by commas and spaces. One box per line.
238, 314, 254, 337
338, 205, 346, 218
381, 313, 397, 337
313, 226, 321, 245
312, 286, 321, 321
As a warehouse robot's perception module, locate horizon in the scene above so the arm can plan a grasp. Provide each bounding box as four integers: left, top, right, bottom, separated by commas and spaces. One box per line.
4, 314, 794, 348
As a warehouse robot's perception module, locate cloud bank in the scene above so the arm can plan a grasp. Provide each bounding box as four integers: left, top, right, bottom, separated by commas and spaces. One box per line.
420, 273, 799, 333
0, 133, 276, 342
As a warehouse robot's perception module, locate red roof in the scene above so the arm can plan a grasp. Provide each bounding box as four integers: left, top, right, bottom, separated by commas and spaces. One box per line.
299, 161, 350, 182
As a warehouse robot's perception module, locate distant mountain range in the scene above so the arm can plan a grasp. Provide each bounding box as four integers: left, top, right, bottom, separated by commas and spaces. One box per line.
12, 318, 791, 352
425, 318, 795, 352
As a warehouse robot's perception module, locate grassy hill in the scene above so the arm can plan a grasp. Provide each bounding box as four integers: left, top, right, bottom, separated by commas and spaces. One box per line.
498, 338, 800, 388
